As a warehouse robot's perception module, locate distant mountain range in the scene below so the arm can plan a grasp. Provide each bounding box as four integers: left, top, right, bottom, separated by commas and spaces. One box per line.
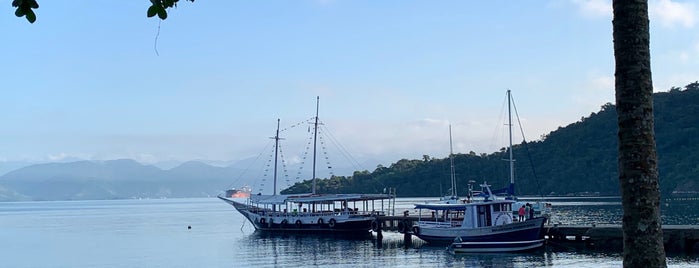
0, 159, 237, 201
0, 157, 380, 201
5, 83, 699, 201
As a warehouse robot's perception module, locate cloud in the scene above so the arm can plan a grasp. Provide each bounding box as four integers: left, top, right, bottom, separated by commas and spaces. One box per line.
571, 0, 612, 18
650, 0, 697, 28
572, 73, 615, 113
570, 0, 698, 28
46, 153, 90, 162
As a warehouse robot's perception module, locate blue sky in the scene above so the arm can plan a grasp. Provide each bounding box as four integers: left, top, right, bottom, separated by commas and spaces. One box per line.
1, 0, 698, 172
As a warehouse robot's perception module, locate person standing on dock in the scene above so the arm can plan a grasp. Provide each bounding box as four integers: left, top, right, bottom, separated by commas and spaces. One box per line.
518, 205, 525, 221
524, 204, 530, 220
528, 203, 534, 219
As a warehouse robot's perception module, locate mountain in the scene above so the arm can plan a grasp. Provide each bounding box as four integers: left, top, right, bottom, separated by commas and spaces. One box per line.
4, 82, 698, 201
0, 159, 249, 201
0, 155, 377, 202
282, 82, 699, 197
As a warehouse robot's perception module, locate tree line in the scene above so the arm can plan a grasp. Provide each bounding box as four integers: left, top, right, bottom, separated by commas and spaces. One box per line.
282, 81, 699, 198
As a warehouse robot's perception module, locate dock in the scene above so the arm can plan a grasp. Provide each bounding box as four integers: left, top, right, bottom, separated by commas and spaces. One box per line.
546, 224, 699, 253
372, 215, 699, 254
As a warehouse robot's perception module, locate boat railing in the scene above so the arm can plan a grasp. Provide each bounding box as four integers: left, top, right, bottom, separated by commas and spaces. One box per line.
255, 208, 386, 218
419, 221, 456, 228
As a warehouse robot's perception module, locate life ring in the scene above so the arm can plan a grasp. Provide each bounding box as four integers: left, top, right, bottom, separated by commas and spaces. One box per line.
494, 213, 512, 226
317, 218, 324, 225
397, 220, 406, 233
412, 226, 420, 235
295, 220, 302, 228
371, 220, 380, 232
328, 218, 336, 228
259, 218, 266, 224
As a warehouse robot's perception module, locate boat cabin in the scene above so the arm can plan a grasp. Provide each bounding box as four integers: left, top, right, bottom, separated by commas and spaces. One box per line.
415, 200, 514, 228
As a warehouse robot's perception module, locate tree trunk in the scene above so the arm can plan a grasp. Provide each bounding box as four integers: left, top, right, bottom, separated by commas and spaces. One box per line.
612, 0, 666, 267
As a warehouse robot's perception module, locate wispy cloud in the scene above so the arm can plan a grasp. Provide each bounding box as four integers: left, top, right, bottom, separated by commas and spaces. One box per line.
650, 0, 697, 28
571, 0, 612, 18
573, 73, 615, 113
570, 0, 698, 28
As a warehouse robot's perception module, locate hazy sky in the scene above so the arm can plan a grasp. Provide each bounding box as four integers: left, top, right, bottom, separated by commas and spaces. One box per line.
2, 0, 698, 168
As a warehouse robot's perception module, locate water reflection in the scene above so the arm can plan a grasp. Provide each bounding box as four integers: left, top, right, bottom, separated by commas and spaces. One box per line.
451, 251, 550, 268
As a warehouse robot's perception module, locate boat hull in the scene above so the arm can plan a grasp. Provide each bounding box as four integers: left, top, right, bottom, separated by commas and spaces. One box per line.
414, 217, 546, 245
451, 239, 545, 253
219, 196, 373, 233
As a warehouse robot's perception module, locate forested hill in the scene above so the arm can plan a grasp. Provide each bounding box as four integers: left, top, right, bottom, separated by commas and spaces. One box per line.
282, 82, 699, 197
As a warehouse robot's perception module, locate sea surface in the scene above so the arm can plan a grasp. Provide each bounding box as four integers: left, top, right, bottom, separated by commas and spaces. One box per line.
0, 197, 697, 268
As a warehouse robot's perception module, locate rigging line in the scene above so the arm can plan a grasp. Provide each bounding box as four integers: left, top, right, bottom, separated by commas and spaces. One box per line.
316, 123, 390, 189
316, 133, 335, 177
279, 117, 315, 132
489, 94, 510, 154
488, 93, 510, 186
318, 123, 363, 171
225, 138, 274, 190
510, 93, 545, 199
293, 124, 316, 181
277, 143, 292, 188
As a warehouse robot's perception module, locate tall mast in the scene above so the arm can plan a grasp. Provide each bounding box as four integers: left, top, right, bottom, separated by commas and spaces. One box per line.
449, 125, 457, 197
312, 96, 319, 194
507, 90, 515, 196
272, 118, 281, 196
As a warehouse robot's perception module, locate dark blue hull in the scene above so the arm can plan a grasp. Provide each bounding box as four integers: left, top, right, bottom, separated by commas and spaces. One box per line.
250, 219, 372, 233
415, 217, 546, 245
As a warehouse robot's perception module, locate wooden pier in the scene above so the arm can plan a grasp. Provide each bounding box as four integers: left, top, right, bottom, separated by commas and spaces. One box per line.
372, 215, 699, 254
546, 224, 699, 254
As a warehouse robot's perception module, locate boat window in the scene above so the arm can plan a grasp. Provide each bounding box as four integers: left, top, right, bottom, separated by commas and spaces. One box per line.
477, 205, 486, 227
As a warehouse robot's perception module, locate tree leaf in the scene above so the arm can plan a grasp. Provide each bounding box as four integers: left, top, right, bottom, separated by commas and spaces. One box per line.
30, 0, 39, 9
14, 7, 25, 17
157, 7, 168, 20
147, 5, 158, 17
25, 9, 36, 23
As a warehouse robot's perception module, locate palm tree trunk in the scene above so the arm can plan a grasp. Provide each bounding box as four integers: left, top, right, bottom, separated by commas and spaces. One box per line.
612, 0, 666, 267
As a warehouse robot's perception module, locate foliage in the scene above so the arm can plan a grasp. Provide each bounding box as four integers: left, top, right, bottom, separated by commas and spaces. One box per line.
11, 0, 195, 24
12, 0, 37, 23
282, 82, 699, 197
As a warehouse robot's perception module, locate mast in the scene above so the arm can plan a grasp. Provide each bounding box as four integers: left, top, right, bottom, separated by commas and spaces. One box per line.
449, 125, 457, 197
507, 90, 515, 196
272, 118, 281, 195
312, 96, 319, 194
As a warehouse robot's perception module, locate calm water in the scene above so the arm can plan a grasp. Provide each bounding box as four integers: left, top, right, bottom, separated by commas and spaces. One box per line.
0, 197, 697, 267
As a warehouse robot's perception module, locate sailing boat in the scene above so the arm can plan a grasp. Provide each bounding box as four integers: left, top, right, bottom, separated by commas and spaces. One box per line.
218, 97, 395, 233
496, 90, 551, 218
409, 91, 546, 251
438, 125, 460, 204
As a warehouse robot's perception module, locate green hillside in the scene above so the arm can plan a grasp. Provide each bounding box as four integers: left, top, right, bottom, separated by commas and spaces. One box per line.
282, 82, 699, 197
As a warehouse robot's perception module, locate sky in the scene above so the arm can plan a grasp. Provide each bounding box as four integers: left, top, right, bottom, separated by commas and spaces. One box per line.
1, 0, 698, 173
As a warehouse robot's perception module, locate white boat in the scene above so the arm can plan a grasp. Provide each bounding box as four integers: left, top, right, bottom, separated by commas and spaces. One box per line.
450, 238, 545, 253
219, 192, 393, 232
411, 181, 546, 247
219, 97, 395, 233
